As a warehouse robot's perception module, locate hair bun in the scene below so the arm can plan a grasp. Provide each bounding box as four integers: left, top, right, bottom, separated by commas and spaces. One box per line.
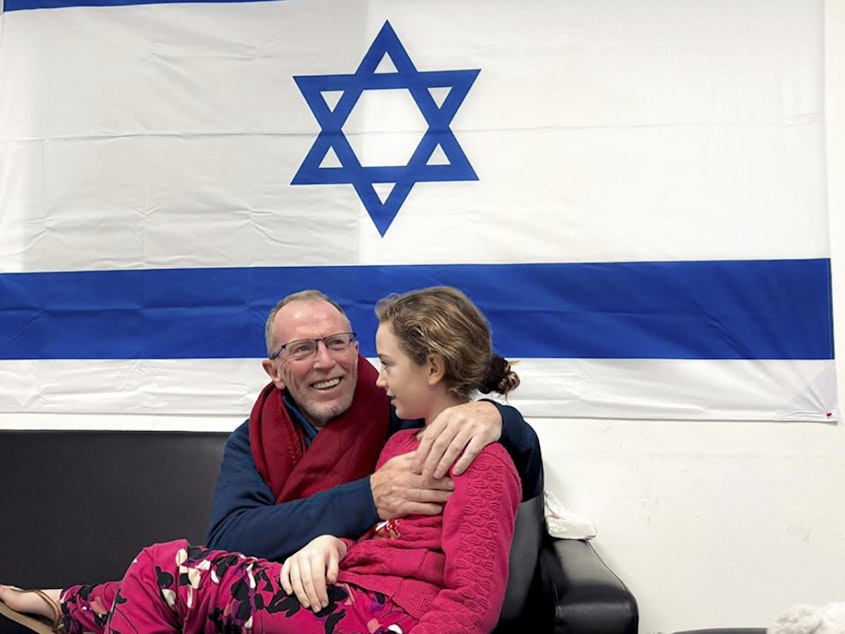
480, 354, 520, 395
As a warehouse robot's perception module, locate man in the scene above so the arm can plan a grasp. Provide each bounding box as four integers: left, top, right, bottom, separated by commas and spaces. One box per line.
206, 290, 543, 561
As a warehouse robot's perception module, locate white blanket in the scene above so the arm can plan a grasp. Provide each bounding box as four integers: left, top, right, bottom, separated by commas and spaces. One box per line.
543, 490, 596, 540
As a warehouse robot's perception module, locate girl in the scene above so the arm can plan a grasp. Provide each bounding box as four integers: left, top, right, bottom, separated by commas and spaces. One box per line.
0, 286, 522, 634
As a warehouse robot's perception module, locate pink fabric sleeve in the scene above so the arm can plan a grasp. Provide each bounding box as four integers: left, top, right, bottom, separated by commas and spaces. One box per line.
409, 446, 521, 634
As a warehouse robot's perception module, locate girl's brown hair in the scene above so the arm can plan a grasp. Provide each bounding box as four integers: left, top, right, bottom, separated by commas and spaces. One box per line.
375, 286, 519, 400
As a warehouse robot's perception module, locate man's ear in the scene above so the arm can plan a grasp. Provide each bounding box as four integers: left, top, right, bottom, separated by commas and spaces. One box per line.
262, 359, 287, 390
426, 354, 446, 385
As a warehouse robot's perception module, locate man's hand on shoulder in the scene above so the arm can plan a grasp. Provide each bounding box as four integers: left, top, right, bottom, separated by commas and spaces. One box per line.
413, 400, 503, 478
371, 452, 454, 520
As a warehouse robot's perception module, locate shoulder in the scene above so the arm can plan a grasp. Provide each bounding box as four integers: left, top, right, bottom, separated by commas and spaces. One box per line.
479, 442, 516, 467
224, 419, 251, 452
452, 443, 518, 483
230, 419, 250, 439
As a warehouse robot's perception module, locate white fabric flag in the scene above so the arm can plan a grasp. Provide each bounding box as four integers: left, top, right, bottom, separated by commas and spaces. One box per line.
0, 0, 836, 425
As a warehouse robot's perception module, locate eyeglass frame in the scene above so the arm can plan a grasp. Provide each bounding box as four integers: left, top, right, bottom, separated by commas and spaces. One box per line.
267, 331, 358, 361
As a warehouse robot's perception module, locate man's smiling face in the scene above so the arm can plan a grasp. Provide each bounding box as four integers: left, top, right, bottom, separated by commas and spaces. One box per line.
262, 298, 359, 428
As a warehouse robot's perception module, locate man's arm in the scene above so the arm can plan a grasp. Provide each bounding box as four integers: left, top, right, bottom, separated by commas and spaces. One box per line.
414, 400, 544, 501
496, 402, 544, 500
205, 421, 380, 561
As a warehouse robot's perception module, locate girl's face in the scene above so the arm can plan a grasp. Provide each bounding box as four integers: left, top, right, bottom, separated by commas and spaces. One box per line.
375, 322, 436, 421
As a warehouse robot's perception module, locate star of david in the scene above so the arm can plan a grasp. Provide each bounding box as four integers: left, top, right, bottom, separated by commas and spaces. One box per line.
291, 21, 480, 236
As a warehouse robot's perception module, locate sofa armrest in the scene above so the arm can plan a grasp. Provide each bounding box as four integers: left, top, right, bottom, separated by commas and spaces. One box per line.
540, 537, 638, 634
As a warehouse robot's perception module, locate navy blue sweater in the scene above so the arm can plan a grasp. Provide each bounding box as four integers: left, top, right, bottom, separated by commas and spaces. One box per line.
205, 401, 543, 562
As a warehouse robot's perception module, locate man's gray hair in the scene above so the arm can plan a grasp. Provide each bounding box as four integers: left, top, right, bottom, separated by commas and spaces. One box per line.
264, 289, 351, 355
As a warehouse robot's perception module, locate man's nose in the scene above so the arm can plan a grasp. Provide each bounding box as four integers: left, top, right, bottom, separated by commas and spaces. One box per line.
312, 340, 335, 366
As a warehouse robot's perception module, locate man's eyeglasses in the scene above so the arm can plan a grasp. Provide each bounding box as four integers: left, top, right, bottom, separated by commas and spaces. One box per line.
268, 332, 357, 361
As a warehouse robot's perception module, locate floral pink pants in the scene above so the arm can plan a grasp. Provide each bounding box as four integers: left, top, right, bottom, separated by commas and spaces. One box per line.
59, 539, 417, 634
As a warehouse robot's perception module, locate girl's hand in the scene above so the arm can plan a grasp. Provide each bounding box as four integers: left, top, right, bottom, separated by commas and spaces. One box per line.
279, 535, 348, 611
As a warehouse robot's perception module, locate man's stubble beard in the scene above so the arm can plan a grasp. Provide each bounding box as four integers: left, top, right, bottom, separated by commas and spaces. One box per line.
301, 390, 356, 427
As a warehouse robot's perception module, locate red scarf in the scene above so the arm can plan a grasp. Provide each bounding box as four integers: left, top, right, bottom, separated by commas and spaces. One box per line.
249, 355, 390, 503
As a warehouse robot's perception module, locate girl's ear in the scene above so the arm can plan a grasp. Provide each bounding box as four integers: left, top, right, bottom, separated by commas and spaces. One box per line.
426, 354, 446, 385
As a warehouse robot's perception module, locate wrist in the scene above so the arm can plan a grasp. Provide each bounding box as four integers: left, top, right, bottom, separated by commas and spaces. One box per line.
367, 475, 384, 519
338, 537, 352, 556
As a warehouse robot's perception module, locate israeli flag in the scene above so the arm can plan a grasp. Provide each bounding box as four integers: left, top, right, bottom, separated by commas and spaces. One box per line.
0, 0, 836, 425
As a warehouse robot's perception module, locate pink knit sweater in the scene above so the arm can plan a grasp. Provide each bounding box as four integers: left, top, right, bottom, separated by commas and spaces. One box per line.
336, 428, 521, 634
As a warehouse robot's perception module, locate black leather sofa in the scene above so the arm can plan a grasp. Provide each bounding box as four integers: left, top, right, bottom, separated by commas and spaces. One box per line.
0, 430, 638, 633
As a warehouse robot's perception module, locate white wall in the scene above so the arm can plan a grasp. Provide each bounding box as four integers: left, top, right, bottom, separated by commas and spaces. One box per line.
531, 2, 845, 631
1, 2, 843, 632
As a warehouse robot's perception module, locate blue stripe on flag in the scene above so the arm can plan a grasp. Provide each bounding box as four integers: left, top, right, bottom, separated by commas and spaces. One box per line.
0, 259, 833, 361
